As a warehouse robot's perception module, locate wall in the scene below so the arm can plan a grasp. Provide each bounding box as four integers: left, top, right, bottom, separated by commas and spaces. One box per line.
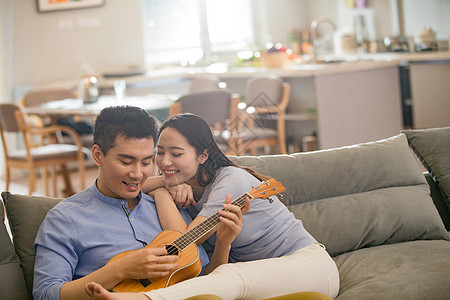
9, 0, 144, 86
307, 0, 397, 40
403, 0, 450, 40
0, 0, 12, 102
1, 0, 450, 99
264, 0, 308, 46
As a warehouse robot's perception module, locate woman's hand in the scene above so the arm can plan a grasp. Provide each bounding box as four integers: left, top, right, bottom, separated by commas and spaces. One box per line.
166, 184, 195, 208
215, 194, 251, 247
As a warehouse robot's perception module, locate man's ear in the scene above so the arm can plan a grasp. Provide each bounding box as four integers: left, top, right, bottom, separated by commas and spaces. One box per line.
92, 144, 103, 167
198, 149, 209, 165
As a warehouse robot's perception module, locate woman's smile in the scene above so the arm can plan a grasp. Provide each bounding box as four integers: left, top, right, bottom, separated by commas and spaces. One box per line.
156, 127, 203, 187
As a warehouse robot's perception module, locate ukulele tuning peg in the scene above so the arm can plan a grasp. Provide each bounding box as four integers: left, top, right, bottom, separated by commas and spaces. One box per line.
268, 198, 274, 204
276, 194, 284, 201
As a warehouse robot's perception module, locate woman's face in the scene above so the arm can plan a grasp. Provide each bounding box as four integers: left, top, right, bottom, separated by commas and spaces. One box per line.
156, 127, 206, 187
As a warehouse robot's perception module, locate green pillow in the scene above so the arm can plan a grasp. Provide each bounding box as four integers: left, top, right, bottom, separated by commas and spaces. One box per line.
402, 127, 450, 211
1, 192, 62, 298
0, 199, 29, 300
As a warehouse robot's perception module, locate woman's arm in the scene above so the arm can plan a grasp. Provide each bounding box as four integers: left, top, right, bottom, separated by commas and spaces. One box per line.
203, 194, 249, 274
144, 176, 195, 208
152, 187, 190, 231
141, 175, 165, 194
152, 188, 249, 274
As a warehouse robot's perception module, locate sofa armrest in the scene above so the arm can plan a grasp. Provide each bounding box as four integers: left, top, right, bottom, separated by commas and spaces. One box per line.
425, 172, 450, 231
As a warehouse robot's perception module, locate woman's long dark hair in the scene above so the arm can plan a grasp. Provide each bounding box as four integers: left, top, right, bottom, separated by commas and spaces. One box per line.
159, 113, 269, 186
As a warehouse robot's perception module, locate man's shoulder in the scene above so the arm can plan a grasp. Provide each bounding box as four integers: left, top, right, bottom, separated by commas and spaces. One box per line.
50, 186, 95, 213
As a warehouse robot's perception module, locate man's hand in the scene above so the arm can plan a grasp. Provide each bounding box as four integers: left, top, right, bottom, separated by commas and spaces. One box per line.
110, 246, 179, 281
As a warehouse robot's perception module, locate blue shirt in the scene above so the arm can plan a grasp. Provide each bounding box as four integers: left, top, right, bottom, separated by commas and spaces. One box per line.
191, 166, 317, 263
33, 184, 209, 300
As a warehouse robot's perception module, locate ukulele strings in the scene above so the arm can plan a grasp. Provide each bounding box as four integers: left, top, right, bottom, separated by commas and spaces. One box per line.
170, 193, 251, 253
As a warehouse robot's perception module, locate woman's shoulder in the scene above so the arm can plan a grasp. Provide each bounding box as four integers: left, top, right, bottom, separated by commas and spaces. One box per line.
217, 166, 253, 179
213, 166, 259, 187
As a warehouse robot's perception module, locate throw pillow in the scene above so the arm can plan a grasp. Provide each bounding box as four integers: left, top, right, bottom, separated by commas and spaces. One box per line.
402, 127, 450, 211
1, 192, 62, 298
230, 134, 449, 256
0, 200, 28, 300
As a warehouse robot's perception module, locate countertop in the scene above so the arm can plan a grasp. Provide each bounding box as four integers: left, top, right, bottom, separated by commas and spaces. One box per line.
26, 51, 450, 91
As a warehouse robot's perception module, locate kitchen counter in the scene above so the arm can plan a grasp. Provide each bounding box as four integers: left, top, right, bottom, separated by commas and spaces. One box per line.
22, 51, 450, 92
14, 50, 449, 152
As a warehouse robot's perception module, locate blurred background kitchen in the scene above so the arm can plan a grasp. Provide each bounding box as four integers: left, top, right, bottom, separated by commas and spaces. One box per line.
0, 0, 449, 152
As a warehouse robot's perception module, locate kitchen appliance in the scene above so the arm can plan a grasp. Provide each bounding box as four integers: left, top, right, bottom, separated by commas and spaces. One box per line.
384, 35, 409, 52
79, 76, 99, 104
414, 27, 438, 52
333, 29, 357, 55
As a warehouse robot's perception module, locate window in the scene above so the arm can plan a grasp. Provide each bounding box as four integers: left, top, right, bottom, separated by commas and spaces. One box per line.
140, 0, 255, 67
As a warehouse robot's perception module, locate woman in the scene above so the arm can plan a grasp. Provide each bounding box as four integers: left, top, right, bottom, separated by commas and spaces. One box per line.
86, 113, 339, 300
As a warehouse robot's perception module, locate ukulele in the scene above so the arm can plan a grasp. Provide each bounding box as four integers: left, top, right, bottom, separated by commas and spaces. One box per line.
108, 178, 285, 293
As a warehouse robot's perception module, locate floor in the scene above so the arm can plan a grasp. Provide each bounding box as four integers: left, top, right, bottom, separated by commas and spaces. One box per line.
0, 166, 99, 197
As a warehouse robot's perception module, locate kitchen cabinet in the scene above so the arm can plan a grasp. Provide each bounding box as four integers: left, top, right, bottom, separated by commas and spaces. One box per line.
409, 60, 450, 129
314, 64, 403, 149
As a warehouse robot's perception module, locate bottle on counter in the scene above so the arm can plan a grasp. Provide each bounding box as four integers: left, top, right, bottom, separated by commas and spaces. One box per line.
300, 29, 311, 55
289, 26, 301, 55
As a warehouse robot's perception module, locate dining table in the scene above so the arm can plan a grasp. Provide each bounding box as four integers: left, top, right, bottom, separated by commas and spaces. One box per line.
22, 93, 178, 124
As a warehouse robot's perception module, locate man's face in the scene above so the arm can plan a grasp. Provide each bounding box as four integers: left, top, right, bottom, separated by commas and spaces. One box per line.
93, 135, 154, 201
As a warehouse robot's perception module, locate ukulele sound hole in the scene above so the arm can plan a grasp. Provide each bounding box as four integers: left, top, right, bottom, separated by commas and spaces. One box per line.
165, 244, 179, 256
138, 278, 151, 287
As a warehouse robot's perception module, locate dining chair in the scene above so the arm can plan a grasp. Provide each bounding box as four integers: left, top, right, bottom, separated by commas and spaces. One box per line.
20, 88, 77, 126
169, 90, 240, 155
237, 76, 291, 155
0, 103, 88, 197
188, 75, 222, 93
20, 88, 94, 148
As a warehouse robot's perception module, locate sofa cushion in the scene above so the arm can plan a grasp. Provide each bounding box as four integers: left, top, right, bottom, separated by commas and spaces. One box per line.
402, 127, 450, 211
334, 240, 450, 300
1, 192, 62, 298
230, 134, 449, 256
0, 200, 29, 300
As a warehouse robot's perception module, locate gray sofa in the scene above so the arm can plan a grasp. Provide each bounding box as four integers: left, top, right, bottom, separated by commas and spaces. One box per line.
1, 128, 449, 299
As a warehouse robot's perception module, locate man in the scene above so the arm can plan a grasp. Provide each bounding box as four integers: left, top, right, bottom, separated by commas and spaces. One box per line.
33, 106, 209, 300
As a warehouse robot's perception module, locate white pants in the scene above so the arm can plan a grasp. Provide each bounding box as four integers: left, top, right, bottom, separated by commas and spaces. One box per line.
145, 243, 340, 300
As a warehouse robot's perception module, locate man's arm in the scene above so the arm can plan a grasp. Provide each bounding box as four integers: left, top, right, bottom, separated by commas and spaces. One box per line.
33, 208, 179, 300
58, 247, 178, 300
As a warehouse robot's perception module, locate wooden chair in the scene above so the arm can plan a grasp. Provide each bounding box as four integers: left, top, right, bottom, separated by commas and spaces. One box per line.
0, 103, 88, 197
237, 76, 290, 155
169, 90, 240, 155
20, 88, 77, 127
20, 88, 94, 149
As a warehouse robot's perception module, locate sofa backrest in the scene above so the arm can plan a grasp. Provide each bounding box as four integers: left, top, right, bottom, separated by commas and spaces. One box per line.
1, 200, 29, 300
230, 134, 449, 256
1, 191, 62, 299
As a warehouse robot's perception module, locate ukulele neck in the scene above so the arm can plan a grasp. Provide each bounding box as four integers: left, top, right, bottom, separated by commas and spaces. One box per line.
172, 193, 253, 251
